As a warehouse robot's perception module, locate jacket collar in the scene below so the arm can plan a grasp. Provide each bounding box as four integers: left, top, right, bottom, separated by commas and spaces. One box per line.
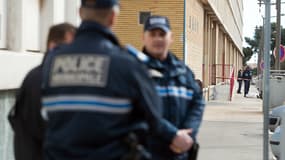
143, 48, 187, 77
77, 21, 120, 46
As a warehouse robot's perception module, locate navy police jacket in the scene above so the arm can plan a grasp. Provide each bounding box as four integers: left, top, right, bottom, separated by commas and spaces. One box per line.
143, 49, 205, 159
41, 21, 177, 160
237, 70, 243, 81
242, 69, 252, 80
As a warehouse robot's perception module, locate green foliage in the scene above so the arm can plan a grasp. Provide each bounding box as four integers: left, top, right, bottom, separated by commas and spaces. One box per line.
242, 47, 253, 66
252, 67, 257, 76
243, 23, 285, 69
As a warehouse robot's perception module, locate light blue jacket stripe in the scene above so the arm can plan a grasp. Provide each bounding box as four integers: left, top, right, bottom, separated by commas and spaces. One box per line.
155, 86, 193, 99
44, 100, 131, 108
43, 95, 131, 108
41, 95, 132, 118
42, 104, 132, 115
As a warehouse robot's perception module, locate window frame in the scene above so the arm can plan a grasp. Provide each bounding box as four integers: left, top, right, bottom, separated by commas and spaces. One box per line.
0, 0, 7, 49
139, 11, 151, 25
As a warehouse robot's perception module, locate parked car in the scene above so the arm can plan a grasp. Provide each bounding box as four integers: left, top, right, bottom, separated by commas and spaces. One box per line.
269, 105, 285, 160
269, 105, 285, 132
270, 126, 280, 159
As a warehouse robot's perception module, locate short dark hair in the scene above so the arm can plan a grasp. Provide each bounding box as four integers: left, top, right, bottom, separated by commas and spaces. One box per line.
81, 0, 119, 9
195, 79, 203, 90
46, 23, 76, 49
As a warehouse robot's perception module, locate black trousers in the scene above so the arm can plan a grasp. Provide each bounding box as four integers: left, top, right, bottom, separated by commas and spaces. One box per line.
237, 80, 242, 93
244, 80, 250, 95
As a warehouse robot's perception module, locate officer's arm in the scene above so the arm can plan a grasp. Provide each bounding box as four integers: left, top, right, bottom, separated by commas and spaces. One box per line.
182, 70, 205, 141
131, 64, 178, 144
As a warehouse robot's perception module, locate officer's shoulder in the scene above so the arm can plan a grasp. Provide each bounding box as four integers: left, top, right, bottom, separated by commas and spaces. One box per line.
111, 48, 144, 67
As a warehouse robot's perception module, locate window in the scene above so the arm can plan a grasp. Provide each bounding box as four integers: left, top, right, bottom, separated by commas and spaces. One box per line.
189, 15, 199, 32
0, 0, 7, 48
139, 11, 151, 24
23, 0, 40, 51
0, 14, 2, 39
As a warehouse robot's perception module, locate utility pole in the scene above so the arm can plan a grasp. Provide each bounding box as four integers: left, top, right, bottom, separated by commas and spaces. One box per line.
274, 0, 281, 70
263, 0, 271, 160
258, 20, 264, 76
258, 0, 264, 76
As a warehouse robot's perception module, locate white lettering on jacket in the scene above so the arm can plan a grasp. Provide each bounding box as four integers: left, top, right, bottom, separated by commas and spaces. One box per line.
50, 54, 110, 87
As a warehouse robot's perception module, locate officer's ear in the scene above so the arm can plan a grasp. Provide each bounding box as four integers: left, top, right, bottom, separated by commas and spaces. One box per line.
109, 6, 120, 28
79, 7, 84, 19
169, 31, 174, 44
108, 10, 116, 27
142, 31, 145, 41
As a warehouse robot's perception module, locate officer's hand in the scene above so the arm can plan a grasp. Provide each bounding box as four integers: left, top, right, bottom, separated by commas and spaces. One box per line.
170, 129, 193, 153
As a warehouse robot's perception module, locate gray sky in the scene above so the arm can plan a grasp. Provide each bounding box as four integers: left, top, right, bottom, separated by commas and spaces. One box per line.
243, 0, 285, 46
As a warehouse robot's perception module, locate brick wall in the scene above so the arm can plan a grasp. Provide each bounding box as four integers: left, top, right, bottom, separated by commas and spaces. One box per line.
113, 0, 184, 60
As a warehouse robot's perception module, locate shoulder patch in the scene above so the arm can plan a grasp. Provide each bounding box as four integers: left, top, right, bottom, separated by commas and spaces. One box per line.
50, 54, 110, 87
149, 69, 163, 78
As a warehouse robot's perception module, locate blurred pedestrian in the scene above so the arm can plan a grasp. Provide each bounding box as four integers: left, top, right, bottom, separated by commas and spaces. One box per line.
195, 79, 203, 91
243, 66, 252, 97
8, 22, 76, 160
237, 69, 243, 94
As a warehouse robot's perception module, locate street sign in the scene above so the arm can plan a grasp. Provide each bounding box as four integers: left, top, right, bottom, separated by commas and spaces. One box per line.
273, 45, 285, 62
260, 60, 264, 70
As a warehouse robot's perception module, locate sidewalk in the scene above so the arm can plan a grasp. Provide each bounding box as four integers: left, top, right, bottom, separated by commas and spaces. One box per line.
197, 87, 274, 160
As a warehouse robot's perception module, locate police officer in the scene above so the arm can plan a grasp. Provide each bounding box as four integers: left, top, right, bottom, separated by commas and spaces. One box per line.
141, 15, 205, 160
243, 66, 252, 97
41, 1, 193, 160
237, 69, 243, 94
8, 23, 76, 160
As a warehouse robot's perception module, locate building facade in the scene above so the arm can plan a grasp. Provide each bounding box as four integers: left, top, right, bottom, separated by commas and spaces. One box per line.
0, 0, 243, 92
0, 0, 80, 90
113, 0, 244, 94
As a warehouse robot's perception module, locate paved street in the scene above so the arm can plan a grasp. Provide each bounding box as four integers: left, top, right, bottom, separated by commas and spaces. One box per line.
197, 87, 274, 160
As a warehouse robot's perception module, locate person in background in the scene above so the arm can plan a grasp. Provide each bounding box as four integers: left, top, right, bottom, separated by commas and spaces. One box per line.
195, 79, 203, 92
8, 22, 76, 160
40, 1, 193, 160
141, 15, 205, 160
237, 69, 243, 94
242, 66, 252, 97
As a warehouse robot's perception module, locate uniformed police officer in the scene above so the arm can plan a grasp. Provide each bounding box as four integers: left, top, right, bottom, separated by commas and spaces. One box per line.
242, 66, 252, 97
41, 1, 193, 160
141, 15, 205, 160
237, 69, 243, 94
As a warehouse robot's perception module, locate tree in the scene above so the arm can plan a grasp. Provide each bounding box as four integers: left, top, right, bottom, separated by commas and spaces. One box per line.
243, 23, 285, 69
242, 47, 253, 66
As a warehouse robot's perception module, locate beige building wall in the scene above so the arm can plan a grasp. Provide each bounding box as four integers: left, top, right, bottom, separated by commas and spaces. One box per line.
112, 0, 244, 95
113, 0, 184, 60
185, 0, 204, 79
205, 0, 243, 52
200, 0, 243, 88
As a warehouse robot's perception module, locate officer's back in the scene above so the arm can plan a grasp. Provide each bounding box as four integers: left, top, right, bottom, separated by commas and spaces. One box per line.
41, 1, 179, 159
